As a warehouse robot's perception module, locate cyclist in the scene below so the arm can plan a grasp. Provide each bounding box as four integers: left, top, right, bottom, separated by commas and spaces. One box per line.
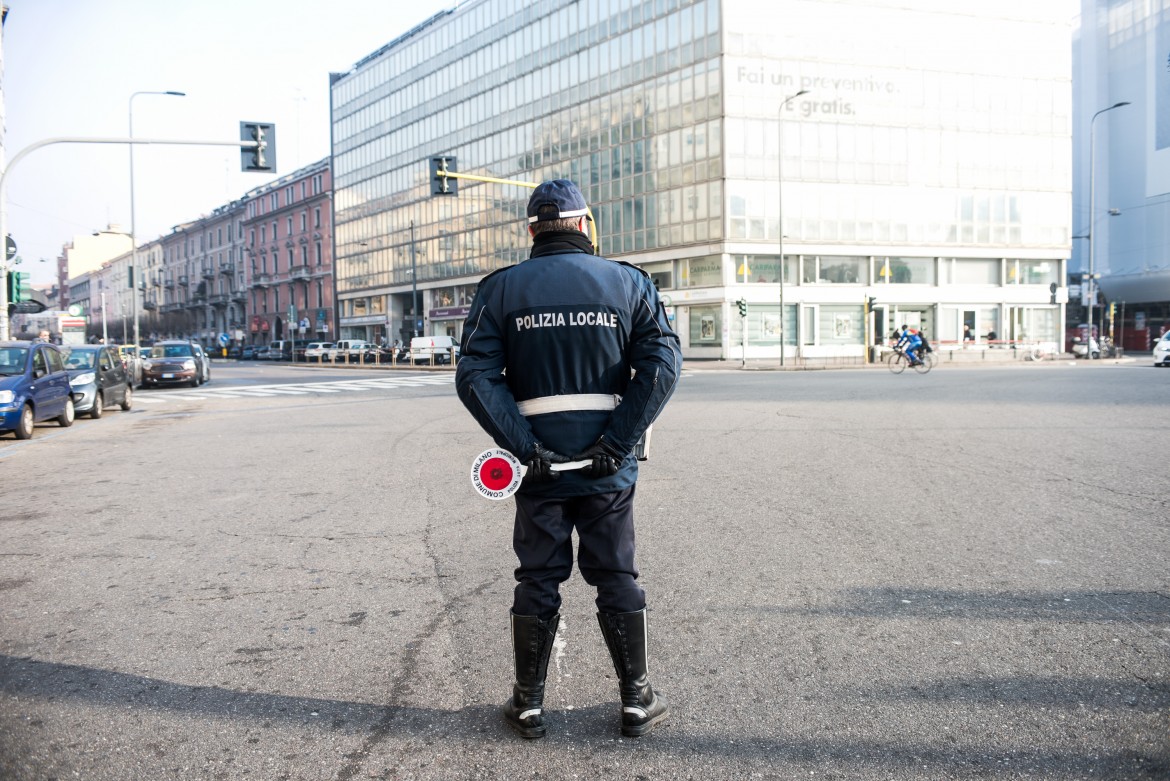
918, 327, 934, 356
895, 325, 924, 366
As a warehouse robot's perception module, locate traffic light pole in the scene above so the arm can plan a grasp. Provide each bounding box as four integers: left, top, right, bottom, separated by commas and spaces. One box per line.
432, 166, 600, 254
0, 134, 267, 340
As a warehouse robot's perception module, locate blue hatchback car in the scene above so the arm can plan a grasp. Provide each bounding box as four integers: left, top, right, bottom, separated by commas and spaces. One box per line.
0, 340, 76, 439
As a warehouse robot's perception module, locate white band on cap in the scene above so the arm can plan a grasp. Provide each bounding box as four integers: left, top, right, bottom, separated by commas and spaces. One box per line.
528, 207, 589, 224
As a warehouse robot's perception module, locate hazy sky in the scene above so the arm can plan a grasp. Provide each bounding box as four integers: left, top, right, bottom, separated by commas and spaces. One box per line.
3, 0, 459, 284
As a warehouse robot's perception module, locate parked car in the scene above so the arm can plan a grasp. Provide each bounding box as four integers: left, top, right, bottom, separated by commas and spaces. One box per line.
410, 335, 460, 365
140, 340, 211, 388
0, 340, 75, 439
116, 344, 143, 385
329, 340, 374, 362
193, 344, 212, 383
63, 344, 133, 418
1154, 332, 1170, 366
304, 341, 334, 360
361, 344, 390, 363
227, 345, 241, 359
264, 339, 309, 360
241, 345, 257, 360
290, 340, 314, 360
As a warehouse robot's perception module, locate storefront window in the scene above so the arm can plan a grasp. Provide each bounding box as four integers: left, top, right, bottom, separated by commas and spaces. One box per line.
689, 305, 722, 343
641, 261, 674, 290
820, 305, 865, 345
805, 256, 866, 284
682, 256, 723, 287
943, 258, 1000, 285
730, 303, 795, 345
732, 255, 783, 284
877, 257, 936, 285
1008, 260, 1058, 285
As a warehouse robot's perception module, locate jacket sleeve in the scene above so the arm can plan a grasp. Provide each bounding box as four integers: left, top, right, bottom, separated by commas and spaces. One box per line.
600, 270, 682, 456
454, 279, 539, 461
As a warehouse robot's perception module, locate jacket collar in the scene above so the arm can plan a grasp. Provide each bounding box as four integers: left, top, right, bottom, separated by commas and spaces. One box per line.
529, 230, 594, 258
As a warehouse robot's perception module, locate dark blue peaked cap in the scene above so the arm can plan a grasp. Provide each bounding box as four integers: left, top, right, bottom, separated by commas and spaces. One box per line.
527, 179, 588, 223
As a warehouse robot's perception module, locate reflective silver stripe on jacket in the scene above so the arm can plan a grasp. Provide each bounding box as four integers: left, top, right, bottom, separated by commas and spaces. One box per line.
516, 393, 620, 416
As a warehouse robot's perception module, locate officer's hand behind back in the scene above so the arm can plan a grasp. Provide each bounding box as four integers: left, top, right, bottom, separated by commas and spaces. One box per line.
523, 442, 570, 485
573, 436, 624, 479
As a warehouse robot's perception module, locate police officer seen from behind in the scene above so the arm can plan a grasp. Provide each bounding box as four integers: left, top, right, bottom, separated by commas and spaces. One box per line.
455, 179, 682, 739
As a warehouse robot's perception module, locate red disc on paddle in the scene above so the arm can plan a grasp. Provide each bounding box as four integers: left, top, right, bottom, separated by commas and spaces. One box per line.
479, 457, 515, 491
470, 449, 523, 500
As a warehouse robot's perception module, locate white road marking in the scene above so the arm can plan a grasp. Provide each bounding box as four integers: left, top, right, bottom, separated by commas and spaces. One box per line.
139, 373, 455, 404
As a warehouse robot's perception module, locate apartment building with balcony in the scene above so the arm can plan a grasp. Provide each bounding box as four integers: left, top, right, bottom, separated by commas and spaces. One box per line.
158, 221, 196, 333
154, 203, 247, 347
242, 157, 333, 344
137, 238, 165, 334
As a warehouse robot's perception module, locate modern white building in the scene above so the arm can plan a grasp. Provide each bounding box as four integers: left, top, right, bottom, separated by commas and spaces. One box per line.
330, 0, 1073, 360
1074, 0, 1170, 348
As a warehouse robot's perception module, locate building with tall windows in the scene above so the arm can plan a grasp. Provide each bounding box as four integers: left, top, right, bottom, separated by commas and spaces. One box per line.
1074, 0, 1170, 349
242, 158, 334, 346
330, 0, 1072, 360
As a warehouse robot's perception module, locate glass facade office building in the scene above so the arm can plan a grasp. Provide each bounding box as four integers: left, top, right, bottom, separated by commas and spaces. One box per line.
1074, 0, 1170, 342
331, 0, 1072, 358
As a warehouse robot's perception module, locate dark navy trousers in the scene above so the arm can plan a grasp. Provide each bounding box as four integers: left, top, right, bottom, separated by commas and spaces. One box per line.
512, 485, 644, 619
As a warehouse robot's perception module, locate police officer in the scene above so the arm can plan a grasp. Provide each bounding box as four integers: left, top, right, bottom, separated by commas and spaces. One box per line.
455, 179, 682, 739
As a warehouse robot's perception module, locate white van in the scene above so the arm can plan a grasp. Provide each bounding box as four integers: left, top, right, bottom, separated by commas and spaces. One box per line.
267, 340, 291, 360
410, 335, 459, 364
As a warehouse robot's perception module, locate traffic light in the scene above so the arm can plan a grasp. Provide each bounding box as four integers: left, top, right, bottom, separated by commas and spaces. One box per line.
866, 296, 876, 311
240, 121, 277, 172
7, 270, 30, 302
1050, 281, 1058, 304
430, 156, 458, 195
736, 298, 748, 317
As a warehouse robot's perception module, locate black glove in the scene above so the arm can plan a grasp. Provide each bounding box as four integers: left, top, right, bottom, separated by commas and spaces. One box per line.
573, 436, 625, 479
522, 442, 571, 485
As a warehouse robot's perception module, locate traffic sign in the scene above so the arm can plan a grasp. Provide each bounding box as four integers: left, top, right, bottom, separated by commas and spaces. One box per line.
471, 449, 523, 500
469, 449, 590, 500
218, 333, 230, 346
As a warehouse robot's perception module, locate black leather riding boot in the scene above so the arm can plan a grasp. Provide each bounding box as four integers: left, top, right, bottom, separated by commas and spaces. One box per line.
503, 611, 560, 738
597, 609, 669, 737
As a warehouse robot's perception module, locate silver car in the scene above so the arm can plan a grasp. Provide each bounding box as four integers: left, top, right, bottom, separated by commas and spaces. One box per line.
64, 345, 133, 418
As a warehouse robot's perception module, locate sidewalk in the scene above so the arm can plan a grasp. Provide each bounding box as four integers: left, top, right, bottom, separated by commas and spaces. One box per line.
682, 350, 1138, 371
222, 350, 1142, 373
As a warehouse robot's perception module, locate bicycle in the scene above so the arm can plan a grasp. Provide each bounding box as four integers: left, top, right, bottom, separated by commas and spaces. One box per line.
887, 346, 935, 374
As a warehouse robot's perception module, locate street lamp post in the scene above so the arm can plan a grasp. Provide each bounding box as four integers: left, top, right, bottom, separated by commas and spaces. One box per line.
1086, 100, 1130, 360
129, 90, 185, 349
778, 89, 808, 367
409, 219, 420, 338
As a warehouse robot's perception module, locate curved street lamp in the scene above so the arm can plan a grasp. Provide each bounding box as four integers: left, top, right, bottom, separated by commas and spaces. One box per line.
778, 89, 808, 366
1085, 100, 1130, 360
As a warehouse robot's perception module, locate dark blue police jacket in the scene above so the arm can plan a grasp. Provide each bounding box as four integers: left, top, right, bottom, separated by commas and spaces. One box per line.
455, 239, 682, 498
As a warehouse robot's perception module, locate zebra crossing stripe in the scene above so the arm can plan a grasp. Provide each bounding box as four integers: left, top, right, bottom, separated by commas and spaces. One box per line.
136, 373, 455, 402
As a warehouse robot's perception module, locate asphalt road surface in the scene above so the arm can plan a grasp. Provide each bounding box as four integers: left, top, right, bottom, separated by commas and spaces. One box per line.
1, 360, 1167, 780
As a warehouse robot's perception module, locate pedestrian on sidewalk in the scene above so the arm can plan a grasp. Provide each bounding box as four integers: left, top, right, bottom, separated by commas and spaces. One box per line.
455, 179, 682, 739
